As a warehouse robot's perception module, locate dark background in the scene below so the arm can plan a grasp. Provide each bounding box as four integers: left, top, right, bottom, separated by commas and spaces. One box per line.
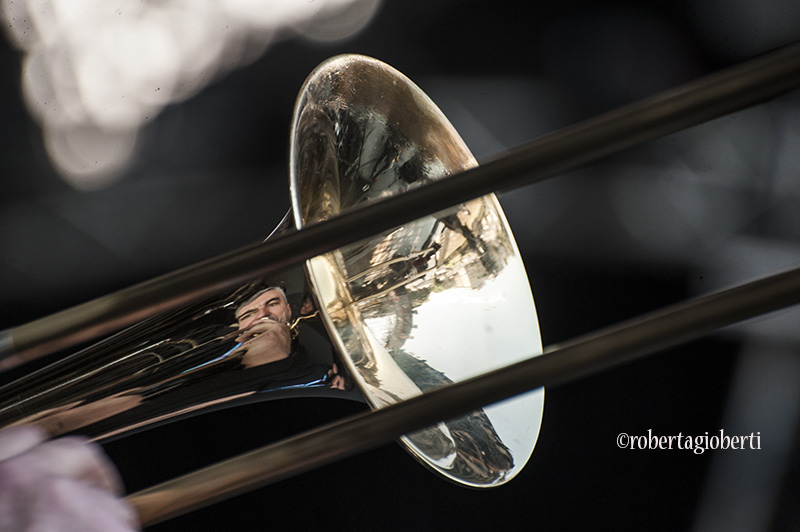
2, 1, 800, 530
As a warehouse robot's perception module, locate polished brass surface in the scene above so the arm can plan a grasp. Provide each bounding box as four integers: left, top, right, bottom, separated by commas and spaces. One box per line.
0, 37, 799, 529
2, 43, 798, 372
0, 54, 543, 488
126, 265, 800, 526
0, 268, 355, 441
291, 55, 543, 486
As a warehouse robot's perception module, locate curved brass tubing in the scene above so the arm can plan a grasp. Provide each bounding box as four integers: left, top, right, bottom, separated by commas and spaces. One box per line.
1, 43, 800, 527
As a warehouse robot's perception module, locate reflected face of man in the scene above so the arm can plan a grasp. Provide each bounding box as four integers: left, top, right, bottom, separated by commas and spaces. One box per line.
235, 289, 292, 331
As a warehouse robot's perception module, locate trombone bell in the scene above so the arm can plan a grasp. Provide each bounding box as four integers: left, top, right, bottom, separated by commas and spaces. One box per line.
292, 55, 544, 486
0, 55, 544, 488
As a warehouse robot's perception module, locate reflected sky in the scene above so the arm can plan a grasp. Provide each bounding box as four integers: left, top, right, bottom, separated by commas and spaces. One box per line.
401, 258, 541, 382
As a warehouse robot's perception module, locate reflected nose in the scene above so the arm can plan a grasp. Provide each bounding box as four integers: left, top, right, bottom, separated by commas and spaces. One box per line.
261, 305, 283, 323
251, 305, 268, 322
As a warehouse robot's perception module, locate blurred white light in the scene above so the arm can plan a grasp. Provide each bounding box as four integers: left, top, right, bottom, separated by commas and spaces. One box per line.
43, 124, 138, 190
293, 0, 382, 42
1, 0, 381, 188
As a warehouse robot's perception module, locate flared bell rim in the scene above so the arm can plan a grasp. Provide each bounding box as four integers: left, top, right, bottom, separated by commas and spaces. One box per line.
289, 53, 545, 487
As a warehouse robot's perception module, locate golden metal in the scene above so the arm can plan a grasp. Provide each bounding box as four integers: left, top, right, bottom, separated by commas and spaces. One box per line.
0, 55, 543, 488
4, 41, 800, 523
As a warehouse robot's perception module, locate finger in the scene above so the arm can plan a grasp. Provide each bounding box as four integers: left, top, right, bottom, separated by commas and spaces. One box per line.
252, 318, 283, 331
237, 319, 277, 339
16, 436, 125, 495
331, 376, 347, 390
56, 480, 140, 531
0, 425, 49, 461
5, 476, 140, 532
239, 320, 286, 343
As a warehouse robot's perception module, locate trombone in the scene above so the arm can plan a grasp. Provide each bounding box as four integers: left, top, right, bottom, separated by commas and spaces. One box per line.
1, 43, 800, 527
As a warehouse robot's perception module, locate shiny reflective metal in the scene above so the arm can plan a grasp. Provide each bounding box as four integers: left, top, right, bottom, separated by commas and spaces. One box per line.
0, 41, 798, 527
0, 55, 542, 487
292, 55, 543, 485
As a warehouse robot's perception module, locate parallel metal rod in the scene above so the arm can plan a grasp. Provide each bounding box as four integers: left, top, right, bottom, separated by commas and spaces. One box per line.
3, 41, 800, 369
127, 265, 800, 526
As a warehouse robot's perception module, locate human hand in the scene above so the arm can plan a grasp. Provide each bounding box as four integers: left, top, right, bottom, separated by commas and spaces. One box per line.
0, 425, 139, 531
236, 318, 292, 367
326, 363, 350, 390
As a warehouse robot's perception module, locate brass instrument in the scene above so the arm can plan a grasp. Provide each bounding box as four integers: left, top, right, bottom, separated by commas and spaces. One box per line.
0, 55, 544, 489
1, 43, 800, 527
